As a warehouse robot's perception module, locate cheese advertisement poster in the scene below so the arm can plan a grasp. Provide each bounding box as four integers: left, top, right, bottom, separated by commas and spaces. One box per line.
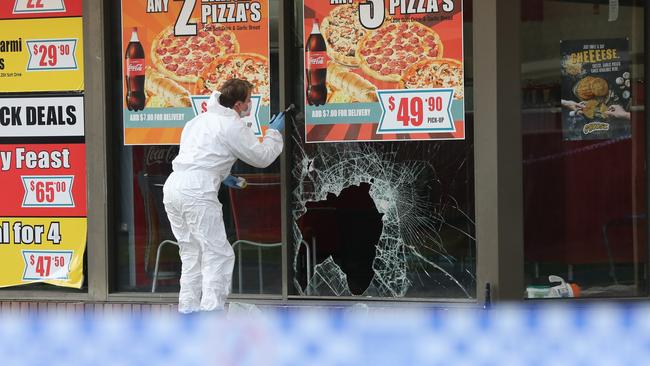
561, 38, 631, 141
303, 0, 464, 143
121, 0, 271, 145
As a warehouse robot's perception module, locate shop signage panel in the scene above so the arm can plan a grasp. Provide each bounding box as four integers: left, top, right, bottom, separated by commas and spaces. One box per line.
560, 38, 631, 141
302, 0, 465, 143
121, 0, 271, 145
0, 95, 84, 138
0, 17, 84, 93
0, 217, 86, 288
0, 0, 82, 19
0, 143, 86, 217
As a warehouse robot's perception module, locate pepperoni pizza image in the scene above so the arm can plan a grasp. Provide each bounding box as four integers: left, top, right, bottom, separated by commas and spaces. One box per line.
195, 53, 270, 105
356, 21, 444, 83
150, 21, 240, 84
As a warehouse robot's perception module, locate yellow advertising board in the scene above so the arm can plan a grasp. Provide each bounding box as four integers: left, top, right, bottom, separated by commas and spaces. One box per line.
0, 17, 84, 93
0, 217, 87, 288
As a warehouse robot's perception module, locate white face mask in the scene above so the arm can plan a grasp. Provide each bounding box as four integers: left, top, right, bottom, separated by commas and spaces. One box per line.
238, 101, 252, 118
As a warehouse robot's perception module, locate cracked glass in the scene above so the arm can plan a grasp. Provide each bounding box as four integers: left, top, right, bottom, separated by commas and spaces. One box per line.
288, 132, 476, 299
288, 1, 476, 299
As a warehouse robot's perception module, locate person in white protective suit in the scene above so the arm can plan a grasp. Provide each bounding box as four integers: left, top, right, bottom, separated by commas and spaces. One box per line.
163, 79, 285, 313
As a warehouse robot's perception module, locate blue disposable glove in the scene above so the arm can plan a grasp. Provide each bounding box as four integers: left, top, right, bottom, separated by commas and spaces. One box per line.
268, 112, 285, 132
223, 175, 247, 189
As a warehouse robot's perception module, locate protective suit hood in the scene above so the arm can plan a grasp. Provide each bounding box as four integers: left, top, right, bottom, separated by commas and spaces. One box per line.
206, 91, 239, 118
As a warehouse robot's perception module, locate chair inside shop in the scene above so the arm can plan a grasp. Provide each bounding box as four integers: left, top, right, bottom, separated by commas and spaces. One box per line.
139, 173, 181, 293
228, 173, 283, 294
598, 214, 647, 294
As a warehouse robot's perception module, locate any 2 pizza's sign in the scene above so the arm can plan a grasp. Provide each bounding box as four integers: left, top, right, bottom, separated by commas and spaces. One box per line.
146, 0, 263, 36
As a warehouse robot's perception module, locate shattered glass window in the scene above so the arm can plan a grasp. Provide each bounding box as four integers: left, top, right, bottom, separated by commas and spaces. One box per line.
288, 1, 476, 299
288, 131, 476, 298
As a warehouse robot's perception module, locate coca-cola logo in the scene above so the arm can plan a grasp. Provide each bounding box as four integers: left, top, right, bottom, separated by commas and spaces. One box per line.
145, 146, 178, 166
127, 59, 145, 75
309, 56, 325, 65
128, 63, 144, 72
308, 51, 327, 68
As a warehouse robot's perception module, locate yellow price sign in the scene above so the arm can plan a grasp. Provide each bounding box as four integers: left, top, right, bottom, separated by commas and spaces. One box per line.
0, 217, 86, 288
0, 17, 84, 92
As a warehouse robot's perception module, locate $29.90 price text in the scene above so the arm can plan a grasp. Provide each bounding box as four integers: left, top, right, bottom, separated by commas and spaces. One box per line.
26, 39, 78, 71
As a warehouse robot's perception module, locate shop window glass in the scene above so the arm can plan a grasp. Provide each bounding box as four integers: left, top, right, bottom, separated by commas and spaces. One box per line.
521, 0, 648, 297
110, 0, 283, 294
287, 1, 476, 299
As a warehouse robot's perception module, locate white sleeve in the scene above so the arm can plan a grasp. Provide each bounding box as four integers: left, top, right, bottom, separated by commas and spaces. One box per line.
224, 122, 283, 168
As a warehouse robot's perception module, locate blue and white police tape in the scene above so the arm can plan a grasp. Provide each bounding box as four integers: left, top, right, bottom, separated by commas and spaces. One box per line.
0, 303, 648, 366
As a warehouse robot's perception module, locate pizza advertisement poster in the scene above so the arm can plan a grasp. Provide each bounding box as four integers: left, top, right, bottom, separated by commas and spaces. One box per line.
303, 0, 464, 143
121, 0, 271, 145
561, 38, 631, 141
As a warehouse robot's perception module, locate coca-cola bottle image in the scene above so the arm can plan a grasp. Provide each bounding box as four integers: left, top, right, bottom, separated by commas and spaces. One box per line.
306, 19, 327, 106
125, 27, 146, 111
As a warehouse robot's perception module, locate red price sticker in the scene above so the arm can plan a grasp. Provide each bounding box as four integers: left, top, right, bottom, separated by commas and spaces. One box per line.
22, 250, 73, 280
377, 89, 455, 134
26, 39, 78, 71
21, 176, 75, 208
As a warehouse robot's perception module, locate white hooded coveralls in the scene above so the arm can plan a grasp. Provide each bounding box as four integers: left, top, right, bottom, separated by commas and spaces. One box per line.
163, 92, 283, 313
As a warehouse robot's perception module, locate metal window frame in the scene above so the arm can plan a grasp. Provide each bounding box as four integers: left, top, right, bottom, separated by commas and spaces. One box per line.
472, 0, 524, 303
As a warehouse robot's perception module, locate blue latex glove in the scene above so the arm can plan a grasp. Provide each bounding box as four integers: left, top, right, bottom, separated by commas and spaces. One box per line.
223, 175, 246, 189
268, 112, 285, 132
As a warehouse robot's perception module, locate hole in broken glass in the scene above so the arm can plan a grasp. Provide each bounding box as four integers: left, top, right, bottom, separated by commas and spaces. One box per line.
291, 140, 475, 298
299, 182, 383, 295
